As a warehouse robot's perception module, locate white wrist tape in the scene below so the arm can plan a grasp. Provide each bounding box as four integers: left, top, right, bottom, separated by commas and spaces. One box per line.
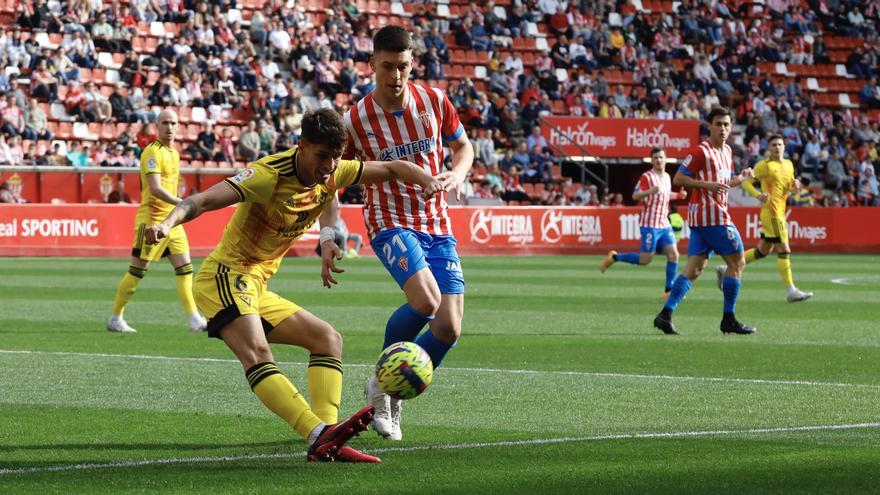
319, 226, 336, 245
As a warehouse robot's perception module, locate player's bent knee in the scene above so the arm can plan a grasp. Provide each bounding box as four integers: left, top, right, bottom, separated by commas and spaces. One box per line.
318, 326, 344, 357
235, 343, 274, 369
433, 324, 461, 343
409, 290, 442, 316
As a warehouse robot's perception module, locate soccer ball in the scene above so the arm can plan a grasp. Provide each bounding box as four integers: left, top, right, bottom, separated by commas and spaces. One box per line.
375, 342, 434, 400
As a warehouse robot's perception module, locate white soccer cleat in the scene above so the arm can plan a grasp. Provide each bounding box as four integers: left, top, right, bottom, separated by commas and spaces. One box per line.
107, 316, 137, 333
188, 314, 208, 332
715, 265, 726, 290
387, 397, 403, 441
365, 376, 395, 439
787, 289, 813, 303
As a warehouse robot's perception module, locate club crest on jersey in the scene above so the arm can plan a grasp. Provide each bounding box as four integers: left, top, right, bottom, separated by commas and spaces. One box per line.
398, 257, 409, 272
419, 110, 432, 130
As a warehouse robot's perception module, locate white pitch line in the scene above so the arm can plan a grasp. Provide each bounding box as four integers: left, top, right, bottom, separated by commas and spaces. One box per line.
2, 422, 879, 476
1, 349, 878, 389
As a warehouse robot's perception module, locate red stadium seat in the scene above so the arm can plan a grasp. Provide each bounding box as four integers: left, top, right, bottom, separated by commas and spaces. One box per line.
145, 37, 159, 54
178, 106, 192, 123
100, 124, 116, 141
56, 122, 74, 140
186, 124, 200, 141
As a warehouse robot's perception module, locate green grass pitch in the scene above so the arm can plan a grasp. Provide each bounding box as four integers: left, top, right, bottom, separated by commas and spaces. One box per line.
1, 254, 878, 494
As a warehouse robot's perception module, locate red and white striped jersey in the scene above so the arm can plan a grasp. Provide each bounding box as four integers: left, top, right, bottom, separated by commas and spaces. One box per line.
635, 169, 673, 228
344, 83, 464, 238
681, 141, 735, 227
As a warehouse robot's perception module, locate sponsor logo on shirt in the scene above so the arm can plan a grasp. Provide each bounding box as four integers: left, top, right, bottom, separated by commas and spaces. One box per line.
379, 137, 436, 161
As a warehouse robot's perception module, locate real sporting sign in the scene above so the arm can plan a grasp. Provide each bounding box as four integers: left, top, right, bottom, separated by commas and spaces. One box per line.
0, 205, 878, 256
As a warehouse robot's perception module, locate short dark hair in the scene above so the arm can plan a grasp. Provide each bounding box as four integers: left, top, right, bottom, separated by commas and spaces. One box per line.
373, 26, 413, 53
768, 134, 785, 144
706, 106, 732, 124
300, 108, 348, 155
650, 147, 665, 156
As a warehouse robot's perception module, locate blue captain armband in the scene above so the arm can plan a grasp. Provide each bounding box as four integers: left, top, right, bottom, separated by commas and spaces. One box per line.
443, 123, 464, 141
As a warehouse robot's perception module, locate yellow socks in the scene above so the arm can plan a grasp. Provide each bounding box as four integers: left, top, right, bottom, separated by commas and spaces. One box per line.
777, 253, 794, 288
112, 266, 146, 317
247, 362, 322, 440
174, 263, 198, 316
307, 354, 343, 424
744, 248, 765, 264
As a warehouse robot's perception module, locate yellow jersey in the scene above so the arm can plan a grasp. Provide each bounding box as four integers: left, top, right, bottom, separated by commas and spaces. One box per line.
211, 146, 364, 282
136, 140, 180, 224
742, 157, 795, 219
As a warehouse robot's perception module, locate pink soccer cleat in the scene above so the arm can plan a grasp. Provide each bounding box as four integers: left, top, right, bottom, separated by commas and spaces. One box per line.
307, 405, 375, 462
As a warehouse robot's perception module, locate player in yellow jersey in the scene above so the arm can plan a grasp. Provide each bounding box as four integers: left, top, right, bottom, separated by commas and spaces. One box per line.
108, 109, 207, 333
716, 135, 813, 302
143, 109, 445, 463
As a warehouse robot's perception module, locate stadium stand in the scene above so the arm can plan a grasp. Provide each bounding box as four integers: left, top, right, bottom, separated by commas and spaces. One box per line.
0, 0, 878, 206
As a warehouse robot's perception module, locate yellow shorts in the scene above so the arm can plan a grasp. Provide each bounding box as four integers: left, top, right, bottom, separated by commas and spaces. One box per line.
193, 257, 301, 339
132, 224, 189, 261
760, 213, 789, 245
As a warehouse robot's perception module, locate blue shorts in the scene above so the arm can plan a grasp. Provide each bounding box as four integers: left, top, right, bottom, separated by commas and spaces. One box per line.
640, 227, 676, 254
688, 225, 744, 257
371, 227, 465, 294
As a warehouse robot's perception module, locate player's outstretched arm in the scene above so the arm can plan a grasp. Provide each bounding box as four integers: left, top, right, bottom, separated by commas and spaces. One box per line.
145, 181, 240, 244
729, 167, 754, 187
360, 160, 445, 198
673, 169, 728, 193
632, 185, 659, 201
317, 196, 343, 288
435, 133, 475, 200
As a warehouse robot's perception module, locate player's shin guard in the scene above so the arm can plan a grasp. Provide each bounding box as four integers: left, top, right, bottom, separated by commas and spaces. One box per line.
663, 275, 692, 313
112, 266, 146, 317
615, 253, 641, 265
776, 253, 794, 287
247, 362, 322, 440
383, 303, 434, 349
307, 354, 343, 424
744, 247, 765, 264
722, 277, 741, 315
174, 263, 198, 316
665, 262, 678, 292
414, 329, 455, 368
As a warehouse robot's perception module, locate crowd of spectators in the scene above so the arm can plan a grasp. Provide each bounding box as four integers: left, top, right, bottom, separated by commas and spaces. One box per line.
1, 0, 879, 207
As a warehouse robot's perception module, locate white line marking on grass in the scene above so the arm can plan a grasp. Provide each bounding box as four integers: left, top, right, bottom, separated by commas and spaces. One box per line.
2, 422, 879, 476
2, 349, 879, 389
831, 276, 880, 285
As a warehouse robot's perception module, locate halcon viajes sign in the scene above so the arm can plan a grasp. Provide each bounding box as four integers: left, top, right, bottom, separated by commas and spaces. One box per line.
541, 117, 700, 158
